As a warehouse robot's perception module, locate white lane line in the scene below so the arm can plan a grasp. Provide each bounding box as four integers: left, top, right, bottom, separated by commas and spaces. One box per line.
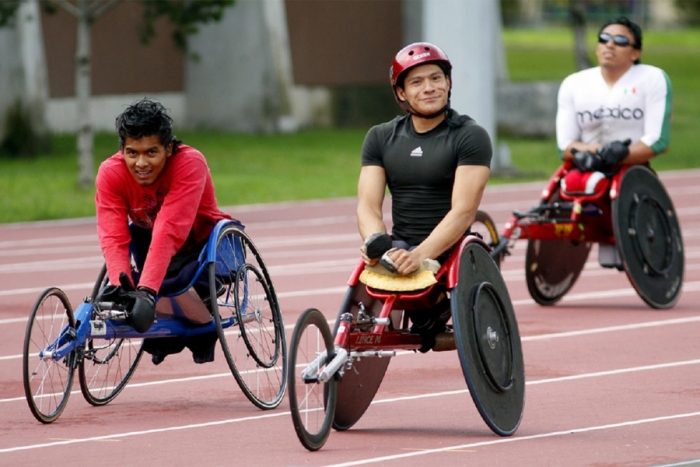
3, 276, 700, 326
323, 411, 700, 467
2, 358, 700, 454
4, 311, 700, 363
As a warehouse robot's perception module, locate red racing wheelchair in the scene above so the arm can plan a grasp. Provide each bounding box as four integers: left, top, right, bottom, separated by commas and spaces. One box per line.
491, 162, 684, 309
287, 212, 525, 451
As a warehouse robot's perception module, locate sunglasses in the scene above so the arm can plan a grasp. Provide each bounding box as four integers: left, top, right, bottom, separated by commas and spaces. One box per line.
598, 33, 634, 47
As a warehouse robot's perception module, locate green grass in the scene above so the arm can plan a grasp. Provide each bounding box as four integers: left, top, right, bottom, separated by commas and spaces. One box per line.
2, 27, 700, 224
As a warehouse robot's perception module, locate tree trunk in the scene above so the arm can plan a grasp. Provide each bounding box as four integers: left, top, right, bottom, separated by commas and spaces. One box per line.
75, 0, 93, 188
18, 0, 50, 151
571, 0, 592, 71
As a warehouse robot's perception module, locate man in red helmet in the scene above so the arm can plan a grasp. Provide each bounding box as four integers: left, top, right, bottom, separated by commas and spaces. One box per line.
357, 42, 492, 352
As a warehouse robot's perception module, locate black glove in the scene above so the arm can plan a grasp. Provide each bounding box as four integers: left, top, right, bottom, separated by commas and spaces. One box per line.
119, 272, 156, 333
96, 284, 126, 303
598, 139, 631, 167
572, 149, 606, 172
364, 232, 392, 259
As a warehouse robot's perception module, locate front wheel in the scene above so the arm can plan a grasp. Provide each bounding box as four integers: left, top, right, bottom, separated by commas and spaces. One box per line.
80, 266, 144, 406
23, 288, 77, 423
288, 308, 337, 451
79, 337, 144, 406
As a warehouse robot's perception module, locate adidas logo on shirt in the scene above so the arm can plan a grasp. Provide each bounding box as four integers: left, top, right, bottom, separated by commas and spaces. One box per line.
410, 146, 423, 157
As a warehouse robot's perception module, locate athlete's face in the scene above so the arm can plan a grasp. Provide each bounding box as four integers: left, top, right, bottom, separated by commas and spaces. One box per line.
396, 64, 450, 116
122, 135, 173, 186
596, 23, 640, 70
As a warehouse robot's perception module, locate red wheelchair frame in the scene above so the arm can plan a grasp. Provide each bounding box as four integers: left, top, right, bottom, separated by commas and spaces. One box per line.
288, 227, 525, 451
491, 161, 684, 309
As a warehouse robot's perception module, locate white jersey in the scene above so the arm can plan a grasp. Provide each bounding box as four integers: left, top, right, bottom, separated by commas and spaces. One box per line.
556, 64, 672, 155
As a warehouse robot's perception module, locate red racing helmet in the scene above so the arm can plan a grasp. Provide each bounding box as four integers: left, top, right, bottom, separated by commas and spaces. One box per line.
390, 42, 452, 114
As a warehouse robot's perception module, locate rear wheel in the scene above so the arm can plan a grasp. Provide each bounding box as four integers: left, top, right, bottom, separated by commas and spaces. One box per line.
452, 242, 525, 436
23, 288, 77, 423
212, 225, 287, 410
612, 165, 684, 309
288, 308, 337, 451
473, 210, 502, 267
525, 192, 591, 305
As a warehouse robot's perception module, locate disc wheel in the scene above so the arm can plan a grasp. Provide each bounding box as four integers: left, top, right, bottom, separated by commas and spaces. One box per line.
288, 308, 337, 451
525, 191, 591, 305
212, 225, 287, 410
472, 210, 502, 267
452, 242, 525, 436
79, 265, 144, 406
612, 165, 684, 308
331, 285, 391, 431
23, 287, 77, 424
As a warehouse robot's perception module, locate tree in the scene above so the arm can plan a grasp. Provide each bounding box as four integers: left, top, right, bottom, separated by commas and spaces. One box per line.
675, 0, 700, 24
1, 0, 234, 188
570, 0, 593, 71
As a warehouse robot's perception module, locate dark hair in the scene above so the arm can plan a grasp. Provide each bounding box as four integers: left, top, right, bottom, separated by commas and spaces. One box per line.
115, 98, 180, 150
599, 16, 642, 64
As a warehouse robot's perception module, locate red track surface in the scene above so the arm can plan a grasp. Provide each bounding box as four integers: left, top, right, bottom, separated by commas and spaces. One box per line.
2, 170, 700, 466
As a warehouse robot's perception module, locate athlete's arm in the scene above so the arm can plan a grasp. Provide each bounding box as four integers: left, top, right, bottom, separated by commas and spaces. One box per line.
357, 165, 388, 265
556, 75, 602, 161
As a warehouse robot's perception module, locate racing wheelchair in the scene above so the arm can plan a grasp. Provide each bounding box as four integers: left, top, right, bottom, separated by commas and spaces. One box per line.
287, 211, 525, 451
22, 219, 287, 424
491, 162, 684, 309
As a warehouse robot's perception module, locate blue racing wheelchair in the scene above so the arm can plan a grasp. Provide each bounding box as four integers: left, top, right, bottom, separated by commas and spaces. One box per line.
22, 219, 287, 423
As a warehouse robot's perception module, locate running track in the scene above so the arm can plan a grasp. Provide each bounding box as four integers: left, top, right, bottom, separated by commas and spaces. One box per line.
1, 170, 700, 466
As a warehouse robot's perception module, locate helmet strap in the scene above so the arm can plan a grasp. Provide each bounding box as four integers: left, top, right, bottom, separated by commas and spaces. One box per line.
403, 100, 451, 120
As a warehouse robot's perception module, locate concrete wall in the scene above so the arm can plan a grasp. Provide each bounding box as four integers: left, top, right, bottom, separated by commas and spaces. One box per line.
0, 22, 23, 141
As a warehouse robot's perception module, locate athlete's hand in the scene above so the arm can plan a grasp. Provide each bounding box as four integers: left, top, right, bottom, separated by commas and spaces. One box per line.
119, 272, 156, 333
572, 149, 606, 172
598, 139, 631, 167
125, 289, 156, 333
381, 248, 422, 276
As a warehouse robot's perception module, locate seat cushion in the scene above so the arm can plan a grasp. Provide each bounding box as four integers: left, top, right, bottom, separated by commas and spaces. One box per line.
561, 170, 610, 197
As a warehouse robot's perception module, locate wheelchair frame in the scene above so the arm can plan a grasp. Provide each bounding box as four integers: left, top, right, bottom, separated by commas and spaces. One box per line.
491, 162, 684, 308
22, 219, 287, 424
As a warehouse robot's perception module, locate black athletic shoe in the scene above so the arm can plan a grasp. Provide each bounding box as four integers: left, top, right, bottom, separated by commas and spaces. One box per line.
185, 331, 219, 364
410, 319, 448, 353
407, 299, 451, 353
142, 336, 186, 365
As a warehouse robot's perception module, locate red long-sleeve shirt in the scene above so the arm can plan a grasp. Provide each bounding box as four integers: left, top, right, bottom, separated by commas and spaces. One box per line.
95, 144, 231, 293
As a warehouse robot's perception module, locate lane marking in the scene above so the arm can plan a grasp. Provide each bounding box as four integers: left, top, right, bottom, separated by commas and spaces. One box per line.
323, 411, 700, 467
2, 358, 700, 453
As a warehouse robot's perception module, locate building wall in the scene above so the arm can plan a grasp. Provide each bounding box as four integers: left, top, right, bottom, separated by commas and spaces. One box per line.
35, 0, 402, 132
41, 2, 183, 98
285, 0, 402, 86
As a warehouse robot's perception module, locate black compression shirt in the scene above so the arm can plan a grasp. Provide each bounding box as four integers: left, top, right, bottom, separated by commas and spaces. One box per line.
361, 110, 492, 246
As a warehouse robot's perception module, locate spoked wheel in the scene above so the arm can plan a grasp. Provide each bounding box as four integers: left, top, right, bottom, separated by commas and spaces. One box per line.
525, 191, 591, 305
79, 338, 144, 406
80, 265, 145, 406
612, 165, 684, 308
472, 210, 502, 267
23, 287, 77, 423
288, 308, 337, 451
211, 224, 287, 410
452, 241, 525, 436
